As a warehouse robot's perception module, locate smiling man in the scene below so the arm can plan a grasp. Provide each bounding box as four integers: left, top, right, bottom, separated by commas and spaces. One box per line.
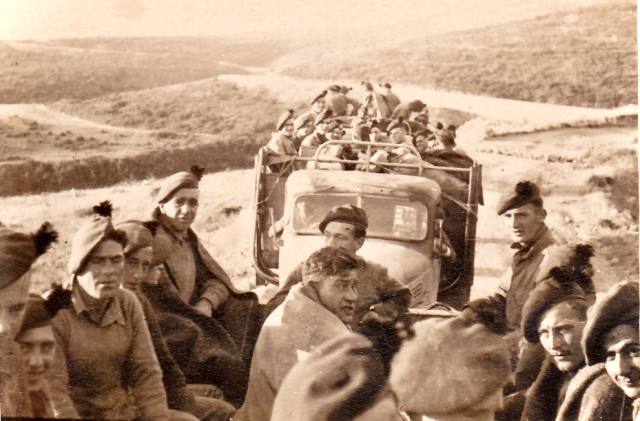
235, 247, 363, 421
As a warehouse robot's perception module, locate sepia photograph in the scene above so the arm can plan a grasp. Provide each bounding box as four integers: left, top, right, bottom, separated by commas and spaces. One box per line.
0, 0, 638, 419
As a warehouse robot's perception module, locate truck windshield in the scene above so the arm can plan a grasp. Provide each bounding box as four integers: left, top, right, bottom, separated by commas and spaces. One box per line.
292, 194, 428, 241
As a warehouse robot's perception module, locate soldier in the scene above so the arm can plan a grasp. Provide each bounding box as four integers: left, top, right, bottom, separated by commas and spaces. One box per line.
325, 85, 348, 116
391, 100, 427, 120
361, 81, 391, 118
265, 109, 297, 156
293, 90, 327, 137
379, 82, 401, 113
514, 244, 595, 421
265, 205, 411, 326
301, 109, 333, 148
235, 247, 363, 420
340, 85, 361, 116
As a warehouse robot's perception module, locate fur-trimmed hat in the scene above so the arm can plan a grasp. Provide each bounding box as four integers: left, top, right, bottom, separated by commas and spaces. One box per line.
319, 204, 368, 234
14, 286, 71, 341
311, 90, 328, 105
0, 223, 58, 289
497, 181, 544, 215
276, 109, 294, 131
67, 201, 122, 274
152, 166, 204, 204
390, 316, 510, 415
521, 244, 594, 343
582, 281, 639, 365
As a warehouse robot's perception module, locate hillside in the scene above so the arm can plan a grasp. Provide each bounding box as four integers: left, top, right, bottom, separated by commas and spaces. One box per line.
0, 37, 285, 103
281, 1, 637, 108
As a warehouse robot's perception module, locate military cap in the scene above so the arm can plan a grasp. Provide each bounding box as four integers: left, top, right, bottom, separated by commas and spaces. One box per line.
152, 166, 204, 204
310, 90, 327, 106
14, 287, 71, 341
276, 109, 294, 131
116, 220, 155, 256
68, 201, 124, 274
521, 244, 595, 343
386, 117, 411, 134
0, 223, 58, 289
314, 108, 334, 127
390, 316, 510, 415
582, 281, 639, 365
319, 204, 368, 234
497, 180, 544, 215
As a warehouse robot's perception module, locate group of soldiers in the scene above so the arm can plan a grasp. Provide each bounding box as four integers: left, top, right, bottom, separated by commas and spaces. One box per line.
0, 90, 639, 421
264, 82, 463, 170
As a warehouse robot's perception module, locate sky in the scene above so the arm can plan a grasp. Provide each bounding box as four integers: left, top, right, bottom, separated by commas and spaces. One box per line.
0, 0, 610, 41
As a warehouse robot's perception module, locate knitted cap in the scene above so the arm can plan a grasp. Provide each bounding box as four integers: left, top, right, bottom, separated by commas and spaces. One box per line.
276, 109, 294, 131
14, 287, 71, 341
68, 201, 119, 274
319, 204, 368, 234
0, 223, 58, 289
497, 181, 544, 215
152, 166, 204, 204
582, 281, 639, 365
390, 316, 510, 415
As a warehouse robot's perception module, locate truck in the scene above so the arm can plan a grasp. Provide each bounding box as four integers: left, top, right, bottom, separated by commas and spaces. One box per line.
252, 139, 483, 309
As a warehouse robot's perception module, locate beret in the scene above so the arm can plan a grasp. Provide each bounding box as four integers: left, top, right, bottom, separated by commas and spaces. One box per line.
310, 90, 327, 105
361, 81, 374, 91
583, 281, 639, 365
153, 166, 204, 204
328, 84, 341, 93
0, 222, 58, 289
314, 108, 334, 126
68, 201, 119, 274
116, 220, 154, 256
14, 287, 71, 341
380, 82, 392, 89
390, 316, 510, 415
497, 180, 544, 215
386, 117, 411, 134
276, 109, 294, 131
319, 204, 368, 234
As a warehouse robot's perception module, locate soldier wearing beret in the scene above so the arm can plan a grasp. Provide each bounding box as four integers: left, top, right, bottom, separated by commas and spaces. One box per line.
514, 244, 596, 421
360, 81, 392, 119
301, 108, 333, 148
293, 90, 327, 138
325, 84, 348, 117
265, 109, 297, 157
0, 222, 71, 414
379, 82, 401, 115
50, 201, 169, 419
265, 204, 411, 327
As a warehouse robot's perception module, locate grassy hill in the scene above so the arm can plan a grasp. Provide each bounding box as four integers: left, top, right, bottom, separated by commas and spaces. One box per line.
0, 37, 285, 103
282, 1, 637, 108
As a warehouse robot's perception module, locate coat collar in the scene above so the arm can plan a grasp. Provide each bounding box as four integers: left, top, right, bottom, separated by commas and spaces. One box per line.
71, 281, 125, 327
512, 224, 553, 260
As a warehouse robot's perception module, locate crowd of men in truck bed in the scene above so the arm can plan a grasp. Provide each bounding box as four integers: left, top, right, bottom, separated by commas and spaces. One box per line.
0, 82, 638, 421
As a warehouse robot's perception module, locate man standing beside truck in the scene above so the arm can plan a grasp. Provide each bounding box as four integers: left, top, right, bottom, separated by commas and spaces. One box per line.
265, 204, 411, 325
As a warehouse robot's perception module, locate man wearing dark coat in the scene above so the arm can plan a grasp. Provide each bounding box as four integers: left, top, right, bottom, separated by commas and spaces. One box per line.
265, 205, 411, 326
141, 168, 261, 406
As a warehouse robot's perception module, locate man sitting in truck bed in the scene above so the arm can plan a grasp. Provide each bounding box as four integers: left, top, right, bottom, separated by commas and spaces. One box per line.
265, 205, 411, 326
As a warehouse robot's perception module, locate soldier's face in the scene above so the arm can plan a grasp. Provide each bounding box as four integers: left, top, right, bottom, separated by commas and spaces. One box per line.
538, 302, 586, 372
160, 188, 200, 233
502, 203, 546, 244
313, 269, 359, 324
124, 247, 153, 291
324, 222, 364, 252
0, 275, 30, 337
389, 128, 406, 144
77, 239, 125, 299
604, 324, 640, 399
17, 325, 56, 390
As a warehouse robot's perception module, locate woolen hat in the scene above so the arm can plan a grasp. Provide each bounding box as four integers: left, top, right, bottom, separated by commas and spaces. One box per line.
497, 181, 544, 215
582, 281, 639, 365
116, 220, 155, 256
68, 201, 119, 274
152, 166, 204, 204
521, 244, 594, 343
319, 204, 368, 234
0, 223, 58, 289
14, 287, 71, 341
390, 316, 510, 415
311, 90, 327, 105
276, 109, 294, 131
